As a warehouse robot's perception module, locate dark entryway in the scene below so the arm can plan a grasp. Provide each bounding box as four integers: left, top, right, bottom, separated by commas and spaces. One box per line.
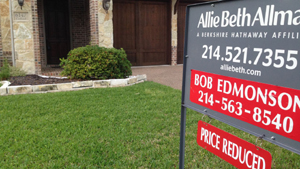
113, 0, 171, 66
44, 0, 71, 65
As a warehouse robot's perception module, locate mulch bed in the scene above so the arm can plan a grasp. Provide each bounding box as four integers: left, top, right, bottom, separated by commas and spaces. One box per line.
9, 75, 85, 86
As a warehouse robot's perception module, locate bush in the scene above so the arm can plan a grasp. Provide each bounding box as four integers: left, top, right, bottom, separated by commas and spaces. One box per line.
9, 66, 26, 77
0, 60, 10, 80
0, 59, 26, 80
60, 45, 132, 80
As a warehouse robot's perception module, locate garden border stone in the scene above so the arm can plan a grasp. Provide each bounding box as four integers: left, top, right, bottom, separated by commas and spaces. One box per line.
93, 80, 111, 88
0, 74, 147, 96
0, 88, 7, 95
32, 84, 58, 92
110, 79, 128, 87
72, 81, 94, 88
0, 81, 11, 88
7, 85, 32, 95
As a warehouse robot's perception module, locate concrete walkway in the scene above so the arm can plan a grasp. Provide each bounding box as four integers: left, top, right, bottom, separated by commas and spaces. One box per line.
132, 65, 183, 90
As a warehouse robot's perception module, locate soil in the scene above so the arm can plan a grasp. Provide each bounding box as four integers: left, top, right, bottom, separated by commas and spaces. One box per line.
9, 75, 87, 86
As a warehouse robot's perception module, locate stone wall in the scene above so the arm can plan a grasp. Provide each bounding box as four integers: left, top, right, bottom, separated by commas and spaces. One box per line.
98, 0, 113, 48
89, 0, 99, 45
0, 0, 13, 67
12, 0, 35, 74
171, 0, 178, 65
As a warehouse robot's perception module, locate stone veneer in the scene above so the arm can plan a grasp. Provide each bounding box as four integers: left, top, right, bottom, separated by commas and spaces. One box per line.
171, 0, 178, 65
13, 0, 35, 74
98, 0, 113, 48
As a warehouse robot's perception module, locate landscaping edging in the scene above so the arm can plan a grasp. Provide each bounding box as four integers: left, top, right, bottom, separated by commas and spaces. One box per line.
0, 74, 147, 96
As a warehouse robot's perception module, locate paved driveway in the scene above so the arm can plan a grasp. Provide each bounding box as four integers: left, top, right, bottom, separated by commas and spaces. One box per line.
132, 65, 183, 90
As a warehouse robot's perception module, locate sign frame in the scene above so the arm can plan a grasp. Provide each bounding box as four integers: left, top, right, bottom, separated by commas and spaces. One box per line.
179, 0, 300, 168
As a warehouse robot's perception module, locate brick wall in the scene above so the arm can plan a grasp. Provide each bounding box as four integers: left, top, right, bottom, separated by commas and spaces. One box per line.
32, 0, 41, 74
1, 51, 12, 66
86, 0, 91, 45
71, 0, 91, 48
37, 0, 46, 68
89, 0, 99, 45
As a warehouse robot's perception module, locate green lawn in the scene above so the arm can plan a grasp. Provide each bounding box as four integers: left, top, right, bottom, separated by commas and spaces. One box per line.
0, 82, 299, 168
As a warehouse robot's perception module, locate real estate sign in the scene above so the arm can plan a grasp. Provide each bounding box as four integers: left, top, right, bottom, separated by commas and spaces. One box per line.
181, 0, 300, 156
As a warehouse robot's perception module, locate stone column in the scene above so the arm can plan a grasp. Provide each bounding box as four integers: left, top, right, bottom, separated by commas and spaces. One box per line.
171, 0, 178, 66
98, 0, 113, 48
12, 0, 36, 74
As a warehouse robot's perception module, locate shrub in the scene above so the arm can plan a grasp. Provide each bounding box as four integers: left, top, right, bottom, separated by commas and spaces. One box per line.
60, 45, 132, 80
0, 60, 10, 80
0, 59, 26, 80
9, 66, 26, 77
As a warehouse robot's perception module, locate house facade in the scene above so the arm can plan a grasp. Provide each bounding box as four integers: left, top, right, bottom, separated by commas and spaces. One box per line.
0, 0, 208, 75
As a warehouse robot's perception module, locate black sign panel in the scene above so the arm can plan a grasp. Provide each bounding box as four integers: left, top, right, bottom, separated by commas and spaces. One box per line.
182, 0, 300, 155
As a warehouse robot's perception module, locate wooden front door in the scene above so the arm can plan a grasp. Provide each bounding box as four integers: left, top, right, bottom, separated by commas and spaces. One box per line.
113, 0, 170, 66
44, 0, 71, 65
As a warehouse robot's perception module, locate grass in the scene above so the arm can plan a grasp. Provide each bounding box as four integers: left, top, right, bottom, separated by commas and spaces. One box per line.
0, 81, 299, 168
0, 83, 2, 87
